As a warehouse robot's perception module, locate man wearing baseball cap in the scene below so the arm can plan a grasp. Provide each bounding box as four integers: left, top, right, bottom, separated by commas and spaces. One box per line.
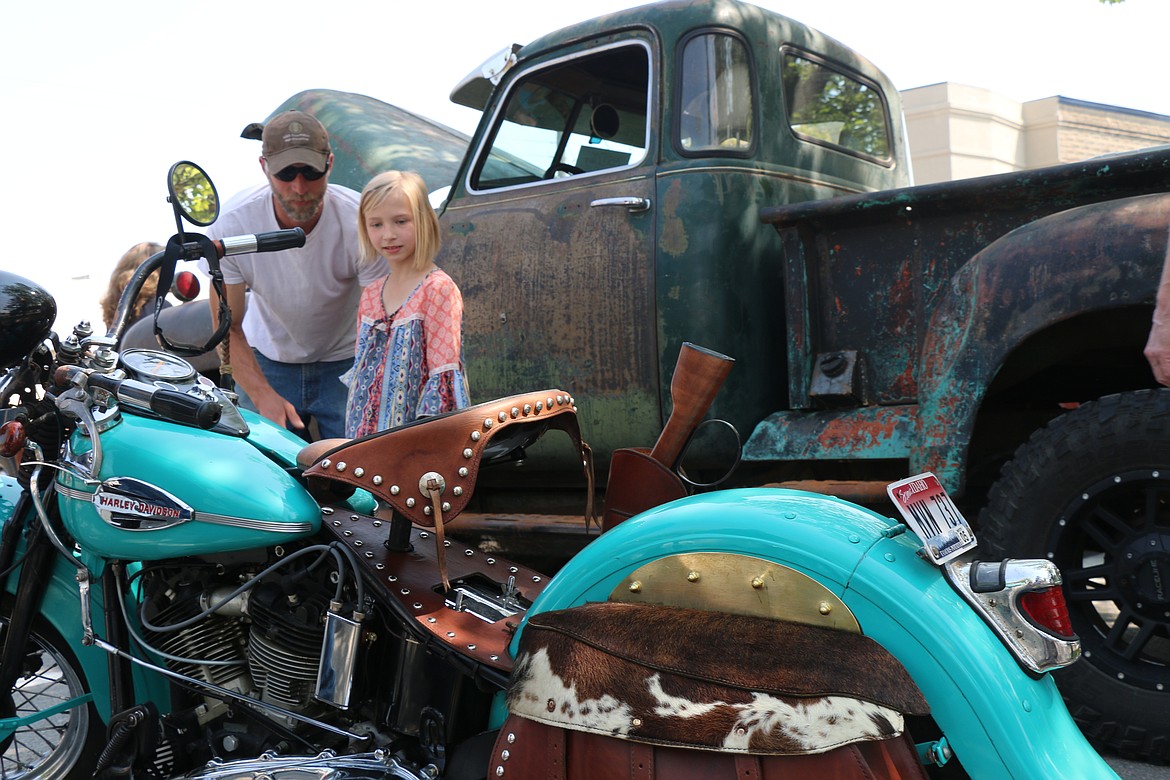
205, 110, 387, 439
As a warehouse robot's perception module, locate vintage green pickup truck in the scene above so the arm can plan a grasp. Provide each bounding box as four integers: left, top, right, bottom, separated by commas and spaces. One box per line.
267, 0, 1170, 763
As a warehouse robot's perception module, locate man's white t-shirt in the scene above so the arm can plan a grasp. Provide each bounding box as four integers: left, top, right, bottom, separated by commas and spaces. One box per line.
205, 184, 387, 364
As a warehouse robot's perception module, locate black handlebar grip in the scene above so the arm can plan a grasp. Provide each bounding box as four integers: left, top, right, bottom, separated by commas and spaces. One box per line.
150, 389, 222, 429
255, 227, 306, 253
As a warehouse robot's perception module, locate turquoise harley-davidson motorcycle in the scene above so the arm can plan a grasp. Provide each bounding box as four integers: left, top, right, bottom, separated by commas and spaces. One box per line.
0, 163, 1118, 778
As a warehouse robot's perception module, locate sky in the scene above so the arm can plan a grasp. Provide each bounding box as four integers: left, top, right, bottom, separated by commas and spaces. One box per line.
4, 0, 1168, 332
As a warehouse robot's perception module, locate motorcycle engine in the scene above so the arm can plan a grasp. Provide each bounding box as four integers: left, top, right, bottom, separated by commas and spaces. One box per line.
139, 550, 353, 733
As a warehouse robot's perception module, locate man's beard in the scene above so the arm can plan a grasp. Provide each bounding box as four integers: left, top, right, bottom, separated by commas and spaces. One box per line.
276, 190, 325, 223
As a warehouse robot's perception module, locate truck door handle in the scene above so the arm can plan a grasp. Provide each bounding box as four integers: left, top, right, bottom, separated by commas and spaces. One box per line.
590, 197, 652, 213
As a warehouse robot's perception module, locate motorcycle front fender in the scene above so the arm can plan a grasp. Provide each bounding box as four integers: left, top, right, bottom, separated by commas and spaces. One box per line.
514, 488, 1116, 780
0, 475, 171, 724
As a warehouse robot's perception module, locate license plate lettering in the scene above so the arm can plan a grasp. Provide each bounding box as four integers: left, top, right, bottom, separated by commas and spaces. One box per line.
887, 473, 978, 565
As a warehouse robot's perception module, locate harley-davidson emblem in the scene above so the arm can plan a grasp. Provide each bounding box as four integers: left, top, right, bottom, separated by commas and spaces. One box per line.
93, 477, 193, 531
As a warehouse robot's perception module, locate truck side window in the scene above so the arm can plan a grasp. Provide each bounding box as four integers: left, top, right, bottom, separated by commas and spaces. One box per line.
678, 32, 754, 153
470, 43, 650, 191
782, 50, 892, 162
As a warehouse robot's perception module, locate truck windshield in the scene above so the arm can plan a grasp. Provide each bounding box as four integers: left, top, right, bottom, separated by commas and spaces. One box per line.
470, 43, 650, 191
782, 50, 892, 162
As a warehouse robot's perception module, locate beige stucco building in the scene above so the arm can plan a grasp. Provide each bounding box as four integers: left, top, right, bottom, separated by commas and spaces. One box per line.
900, 82, 1170, 184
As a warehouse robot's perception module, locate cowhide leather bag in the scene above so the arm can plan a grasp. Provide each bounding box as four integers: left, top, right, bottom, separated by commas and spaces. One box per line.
489, 601, 931, 779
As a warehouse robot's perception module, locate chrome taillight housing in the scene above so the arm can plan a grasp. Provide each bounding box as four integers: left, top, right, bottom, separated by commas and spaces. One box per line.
944, 557, 1081, 673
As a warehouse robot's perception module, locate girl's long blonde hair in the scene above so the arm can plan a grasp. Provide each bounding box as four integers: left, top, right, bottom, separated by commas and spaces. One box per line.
357, 171, 441, 271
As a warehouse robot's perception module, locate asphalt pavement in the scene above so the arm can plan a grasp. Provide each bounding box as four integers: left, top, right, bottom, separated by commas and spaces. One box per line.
1106, 754, 1169, 779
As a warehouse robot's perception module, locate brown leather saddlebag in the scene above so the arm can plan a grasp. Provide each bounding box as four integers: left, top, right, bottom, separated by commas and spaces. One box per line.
490, 602, 930, 780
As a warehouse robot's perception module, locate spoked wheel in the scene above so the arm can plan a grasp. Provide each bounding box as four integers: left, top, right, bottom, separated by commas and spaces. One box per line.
980, 389, 1170, 763
0, 611, 101, 778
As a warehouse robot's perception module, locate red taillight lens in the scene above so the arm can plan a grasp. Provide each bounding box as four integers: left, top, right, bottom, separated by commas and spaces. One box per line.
172, 271, 201, 302
1021, 586, 1075, 638
0, 420, 26, 458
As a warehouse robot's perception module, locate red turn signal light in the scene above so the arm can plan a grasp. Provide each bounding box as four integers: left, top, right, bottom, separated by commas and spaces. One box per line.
1021, 586, 1075, 639
0, 420, 27, 458
172, 271, 201, 302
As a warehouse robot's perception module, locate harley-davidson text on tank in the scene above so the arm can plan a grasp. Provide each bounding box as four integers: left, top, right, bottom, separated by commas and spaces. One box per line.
92, 477, 194, 530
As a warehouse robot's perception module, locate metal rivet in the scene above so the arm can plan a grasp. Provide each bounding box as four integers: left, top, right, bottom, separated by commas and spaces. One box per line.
447, 631, 456, 638
465, 549, 474, 557
459, 467, 469, 477
321, 459, 331, 468
350, 514, 360, 521
373, 475, 383, 486
536, 402, 543, 412
335, 461, 347, 472
354, 467, 365, 478
751, 577, 765, 589
496, 767, 504, 777
406, 498, 415, 508
390, 485, 400, 495
632, 717, 643, 727
372, 520, 382, 527
533, 575, 542, 582
343, 530, 352, 537
414, 602, 423, 609
388, 575, 398, 582
523, 404, 532, 415
354, 540, 363, 547
365, 551, 374, 558
487, 558, 496, 564
501, 749, 509, 760
321, 507, 334, 516
491, 654, 500, 661
427, 617, 437, 623
484, 418, 493, 429
468, 643, 478, 650
629, 581, 642, 593
687, 571, 700, 583
424, 505, 432, 515
442, 502, 451, 512
547, 397, 554, 408
471, 431, 481, 441
556, 395, 564, 405
510, 567, 519, 573
498, 412, 507, 423
401, 588, 411, 595
510, 407, 520, 418
463, 448, 474, 458
453, 486, 463, 497
444, 540, 452, 547
419, 532, 429, 539
332, 520, 342, 527
376, 563, 384, 570
819, 602, 832, 615
507, 733, 515, 744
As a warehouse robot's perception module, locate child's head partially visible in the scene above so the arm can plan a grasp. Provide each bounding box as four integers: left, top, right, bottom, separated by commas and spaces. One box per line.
358, 170, 441, 271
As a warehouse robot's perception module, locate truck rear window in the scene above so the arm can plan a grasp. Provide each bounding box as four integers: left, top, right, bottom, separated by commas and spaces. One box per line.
470, 43, 650, 191
677, 31, 754, 154
782, 50, 892, 162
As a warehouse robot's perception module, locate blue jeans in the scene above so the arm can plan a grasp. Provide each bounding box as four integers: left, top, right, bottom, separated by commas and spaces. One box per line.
235, 351, 352, 441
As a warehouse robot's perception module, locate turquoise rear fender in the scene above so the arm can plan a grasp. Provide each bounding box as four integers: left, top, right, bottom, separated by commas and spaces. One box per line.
516, 488, 1117, 780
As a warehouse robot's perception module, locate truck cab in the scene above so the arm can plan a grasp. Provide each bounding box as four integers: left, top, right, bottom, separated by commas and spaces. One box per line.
435, 0, 910, 492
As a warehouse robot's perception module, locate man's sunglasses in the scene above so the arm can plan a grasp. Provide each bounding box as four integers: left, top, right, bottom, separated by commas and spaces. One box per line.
273, 164, 328, 182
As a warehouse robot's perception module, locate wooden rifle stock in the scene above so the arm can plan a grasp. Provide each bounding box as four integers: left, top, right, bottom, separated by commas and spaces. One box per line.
648, 342, 735, 469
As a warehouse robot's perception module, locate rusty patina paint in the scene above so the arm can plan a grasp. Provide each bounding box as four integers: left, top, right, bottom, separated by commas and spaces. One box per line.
753, 153, 1170, 495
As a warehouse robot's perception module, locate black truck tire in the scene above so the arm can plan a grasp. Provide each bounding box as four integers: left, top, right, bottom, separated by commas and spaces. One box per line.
979, 389, 1170, 763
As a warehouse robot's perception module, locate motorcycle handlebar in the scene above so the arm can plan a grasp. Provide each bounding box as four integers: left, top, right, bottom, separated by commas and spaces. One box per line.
54, 367, 222, 430
215, 227, 306, 258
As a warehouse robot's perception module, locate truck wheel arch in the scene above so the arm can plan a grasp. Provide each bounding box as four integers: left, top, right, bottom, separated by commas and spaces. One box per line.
914, 192, 1170, 495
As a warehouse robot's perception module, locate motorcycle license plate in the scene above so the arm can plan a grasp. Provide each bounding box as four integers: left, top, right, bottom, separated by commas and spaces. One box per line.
886, 472, 978, 565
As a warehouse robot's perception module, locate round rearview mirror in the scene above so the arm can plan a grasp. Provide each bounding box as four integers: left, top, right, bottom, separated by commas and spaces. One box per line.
168, 161, 219, 227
